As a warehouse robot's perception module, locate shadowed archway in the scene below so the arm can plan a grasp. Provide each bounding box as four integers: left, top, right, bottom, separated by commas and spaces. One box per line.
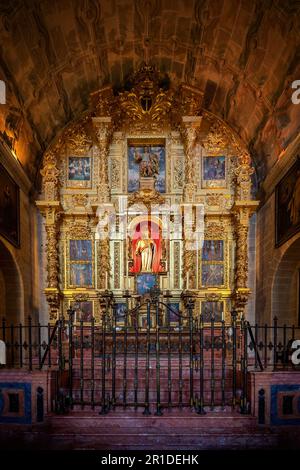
272, 236, 300, 325
0, 238, 23, 323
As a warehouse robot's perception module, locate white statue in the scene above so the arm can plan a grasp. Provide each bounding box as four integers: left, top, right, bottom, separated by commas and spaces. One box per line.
135, 228, 156, 272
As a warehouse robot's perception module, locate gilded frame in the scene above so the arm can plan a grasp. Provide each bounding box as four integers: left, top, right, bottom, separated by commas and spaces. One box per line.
199, 238, 228, 289
66, 238, 95, 289
201, 153, 228, 189
65, 154, 93, 189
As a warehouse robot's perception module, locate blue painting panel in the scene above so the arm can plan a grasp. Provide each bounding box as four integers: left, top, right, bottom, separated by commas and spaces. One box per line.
68, 157, 91, 181
271, 384, 300, 425
128, 145, 166, 193
202, 264, 224, 286
0, 382, 31, 424
70, 239, 92, 261
115, 303, 127, 324
203, 156, 225, 180
167, 303, 180, 324
70, 263, 93, 287
202, 240, 224, 261
136, 273, 157, 295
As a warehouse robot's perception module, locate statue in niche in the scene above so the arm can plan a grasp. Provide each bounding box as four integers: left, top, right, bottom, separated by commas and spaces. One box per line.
135, 227, 156, 272
134, 146, 159, 178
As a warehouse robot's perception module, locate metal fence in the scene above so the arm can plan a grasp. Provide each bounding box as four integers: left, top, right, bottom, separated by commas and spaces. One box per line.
1, 293, 300, 415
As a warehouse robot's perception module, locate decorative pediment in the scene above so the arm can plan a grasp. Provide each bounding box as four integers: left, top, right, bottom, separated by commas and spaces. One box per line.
118, 64, 172, 130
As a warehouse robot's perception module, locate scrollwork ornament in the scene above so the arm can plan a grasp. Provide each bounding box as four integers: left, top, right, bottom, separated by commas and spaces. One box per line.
40, 150, 60, 200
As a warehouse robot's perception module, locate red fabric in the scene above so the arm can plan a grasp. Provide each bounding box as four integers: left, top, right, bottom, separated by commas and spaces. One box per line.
130, 221, 163, 273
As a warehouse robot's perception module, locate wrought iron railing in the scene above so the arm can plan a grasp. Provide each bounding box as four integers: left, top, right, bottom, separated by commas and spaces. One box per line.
1, 294, 300, 415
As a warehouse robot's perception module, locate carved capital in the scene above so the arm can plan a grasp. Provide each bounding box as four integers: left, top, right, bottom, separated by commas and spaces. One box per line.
40, 150, 60, 200
234, 154, 255, 200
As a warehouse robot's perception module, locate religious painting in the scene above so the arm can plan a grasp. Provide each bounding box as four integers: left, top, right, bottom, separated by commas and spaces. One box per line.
69, 240, 92, 261
114, 303, 127, 326
201, 301, 223, 323
167, 303, 180, 325
68, 156, 91, 181
202, 155, 226, 188
70, 263, 93, 287
275, 157, 300, 246
202, 240, 224, 261
128, 141, 166, 193
0, 163, 20, 247
201, 264, 224, 286
67, 156, 92, 188
130, 219, 164, 274
136, 273, 157, 296
138, 312, 155, 329
203, 156, 226, 180
71, 301, 93, 323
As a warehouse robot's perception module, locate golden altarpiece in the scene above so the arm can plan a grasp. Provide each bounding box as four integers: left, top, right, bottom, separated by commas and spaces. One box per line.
36, 65, 258, 326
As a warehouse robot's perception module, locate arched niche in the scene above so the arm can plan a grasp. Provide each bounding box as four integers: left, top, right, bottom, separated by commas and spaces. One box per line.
272, 235, 300, 324
0, 238, 24, 323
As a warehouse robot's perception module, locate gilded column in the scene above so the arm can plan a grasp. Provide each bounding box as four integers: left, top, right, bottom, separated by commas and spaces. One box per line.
180, 118, 201, 290
36, 150, 62, 322
92, 116, 114, 290
93, 117, 114, 203
233, 154, 259, 314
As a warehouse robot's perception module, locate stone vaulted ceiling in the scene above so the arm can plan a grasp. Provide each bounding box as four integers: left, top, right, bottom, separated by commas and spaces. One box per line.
1, 0, 300, 186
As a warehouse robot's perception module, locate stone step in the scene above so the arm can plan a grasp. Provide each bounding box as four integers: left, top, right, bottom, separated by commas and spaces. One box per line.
0, 428, 279, 450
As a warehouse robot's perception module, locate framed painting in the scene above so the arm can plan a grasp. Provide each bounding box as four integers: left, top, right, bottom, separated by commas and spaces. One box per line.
201, 264, 224, 286
201, 301, 223, 323
71, 301, 93, 323
114, 303, 127, 326
202, 155, 226, 188
69, 240, 92, 261
136, 273, 157, 296
138, 312, 155, 329
275, 157, 300, 247
67, 156, 92, 188
0, 163, 20, 247
128, 139, 166, 193
70, 263, 93, 287
202, 240, 224, 261
166, 303, 180, 325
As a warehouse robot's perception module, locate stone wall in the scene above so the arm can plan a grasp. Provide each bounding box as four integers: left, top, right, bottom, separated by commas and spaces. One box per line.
0, 142, 41, 323
256, 192, 300, 325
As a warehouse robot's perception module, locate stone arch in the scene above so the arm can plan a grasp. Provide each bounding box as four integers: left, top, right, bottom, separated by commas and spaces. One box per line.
271, 234, 300, 324
0, 238, 24, 323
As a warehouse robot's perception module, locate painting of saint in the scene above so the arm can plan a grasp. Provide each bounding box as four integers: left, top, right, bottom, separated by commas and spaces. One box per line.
70, 240, 92, 261
201, 301, 223, 322
202, 240, 224, 261
70, 263, 93, 287
201, 264, 224, 286
71, 301, 93, 322
0, 163, 20, 247
276, 158, 300, 246
68, 157, 91, 181
128, 143, 166, 192
136, 273, 157, 296
203, 156, 225, 180
115, 303, 127, 325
